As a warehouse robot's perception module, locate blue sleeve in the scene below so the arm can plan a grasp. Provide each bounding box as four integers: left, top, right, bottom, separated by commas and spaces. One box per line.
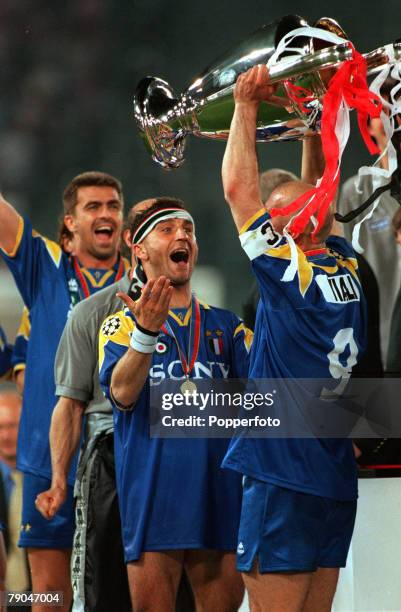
239, 209, 317, 307
11, 307, 30, 371
0, 216, 63, 308
98, 312, 132, 404
231, 319, 253, 378
0, 327, 13, 377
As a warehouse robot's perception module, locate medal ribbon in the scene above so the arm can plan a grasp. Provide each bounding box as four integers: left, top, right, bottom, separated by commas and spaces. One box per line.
161, 295, 201, 378
72, 255, 125, 300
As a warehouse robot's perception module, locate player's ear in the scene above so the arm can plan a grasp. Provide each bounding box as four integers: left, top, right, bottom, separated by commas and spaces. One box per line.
123, 228, 132, 250
64, 215, 76, 233
133, 243, 149, 261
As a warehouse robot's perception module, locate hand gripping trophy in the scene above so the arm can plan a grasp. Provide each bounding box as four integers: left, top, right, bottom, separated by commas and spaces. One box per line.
133, 13, 401, 179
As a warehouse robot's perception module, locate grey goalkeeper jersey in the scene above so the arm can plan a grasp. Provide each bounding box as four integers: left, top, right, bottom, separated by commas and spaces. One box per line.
339, 174, 401, 364
55, 274, 130, 417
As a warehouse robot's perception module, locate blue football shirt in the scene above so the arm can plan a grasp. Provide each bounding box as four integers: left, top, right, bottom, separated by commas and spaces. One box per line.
1, 215, 129, 483
223, 210, 367, 501
99, 300, 252, 561
0, 326, 13, 377
11, 307, 30, 375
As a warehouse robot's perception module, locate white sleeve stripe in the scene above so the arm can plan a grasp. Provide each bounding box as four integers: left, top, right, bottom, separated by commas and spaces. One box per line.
239, 220, 282, 261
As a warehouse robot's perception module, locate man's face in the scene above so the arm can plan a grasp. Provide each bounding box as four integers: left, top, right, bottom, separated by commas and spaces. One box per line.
396, 228, 401, 247
135, 217, 198, 286
0, 393, 21, 466
65, 186, 124, 261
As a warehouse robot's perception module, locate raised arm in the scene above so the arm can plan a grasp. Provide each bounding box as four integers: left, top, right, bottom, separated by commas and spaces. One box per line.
222, 65, 276, 231
0, 194, 21, 254
110, 276, 172, 408
301, 133, 343, 237
35, 396, 85, 519
301, 135, 325, 185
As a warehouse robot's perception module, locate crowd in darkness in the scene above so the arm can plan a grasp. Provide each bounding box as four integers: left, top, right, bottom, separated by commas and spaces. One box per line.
0, 1, 152, 234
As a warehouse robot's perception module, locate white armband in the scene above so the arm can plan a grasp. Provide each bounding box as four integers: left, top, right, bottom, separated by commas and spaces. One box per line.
240, 219, 282, 261
130, 327, 158, 354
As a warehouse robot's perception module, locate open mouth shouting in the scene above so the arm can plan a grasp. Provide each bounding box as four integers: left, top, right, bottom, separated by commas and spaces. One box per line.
170, 247, 190, 264
94, 223, 115, 243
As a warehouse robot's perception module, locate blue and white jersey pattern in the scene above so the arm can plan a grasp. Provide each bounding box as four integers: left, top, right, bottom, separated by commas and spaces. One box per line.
223, 210, 367, 501
99, 301, 252, 561
1, 215, 128, 482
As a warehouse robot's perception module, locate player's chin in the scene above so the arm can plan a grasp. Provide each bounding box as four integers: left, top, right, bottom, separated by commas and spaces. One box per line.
169, 270, 191, 286
91, 242, 118, 260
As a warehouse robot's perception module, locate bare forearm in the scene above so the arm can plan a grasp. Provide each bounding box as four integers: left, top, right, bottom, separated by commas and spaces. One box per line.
0, 194, 21, 253
111, 348, 153, 408
49, 397, 85, 486
301, 135, 325, 185
222, 102, 263, 230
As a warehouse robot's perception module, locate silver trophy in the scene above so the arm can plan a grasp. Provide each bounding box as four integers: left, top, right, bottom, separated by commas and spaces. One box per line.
134, 15, 401, 169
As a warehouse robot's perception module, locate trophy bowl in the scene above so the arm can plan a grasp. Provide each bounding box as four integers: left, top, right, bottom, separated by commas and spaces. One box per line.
133, 14, 401, 169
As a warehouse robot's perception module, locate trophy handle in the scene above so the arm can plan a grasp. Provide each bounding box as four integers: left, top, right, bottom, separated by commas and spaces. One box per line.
134, 77, 191, 169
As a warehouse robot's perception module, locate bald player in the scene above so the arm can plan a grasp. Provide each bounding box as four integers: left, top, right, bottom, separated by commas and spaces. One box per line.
221, 64, 367, 612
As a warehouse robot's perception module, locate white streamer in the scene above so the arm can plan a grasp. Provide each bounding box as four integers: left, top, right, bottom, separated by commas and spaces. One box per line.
267, 26, 349, 69
351, 59, 401, 252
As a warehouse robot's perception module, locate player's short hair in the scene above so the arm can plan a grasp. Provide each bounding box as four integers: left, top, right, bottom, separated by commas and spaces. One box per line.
127, 197, 185, 242
392, 207, 401, 235
260, 169, 298, 203
63, 171, 123, 215
56, 218, 74, 253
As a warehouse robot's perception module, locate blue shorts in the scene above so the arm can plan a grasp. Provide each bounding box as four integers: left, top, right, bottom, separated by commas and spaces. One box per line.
19, 473, 75, 549
237, 476, 357, 573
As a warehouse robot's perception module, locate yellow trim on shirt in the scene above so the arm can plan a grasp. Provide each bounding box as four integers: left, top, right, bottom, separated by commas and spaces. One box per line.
337, 258, 359, 281
41, 237, 62, 267
82, 268, 114, 289
168, 304, 192, 327
2, 216, 24, 258
234, 322, 254, 352
16, 307, 31, 340
239, 209, 266, 235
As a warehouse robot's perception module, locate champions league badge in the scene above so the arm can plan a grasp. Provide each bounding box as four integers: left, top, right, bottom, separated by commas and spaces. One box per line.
156, 341, 167, 354
101, 316, 121, 337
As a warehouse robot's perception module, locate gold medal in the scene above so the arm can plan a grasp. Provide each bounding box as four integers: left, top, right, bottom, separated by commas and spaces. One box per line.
180, 379, 197, 394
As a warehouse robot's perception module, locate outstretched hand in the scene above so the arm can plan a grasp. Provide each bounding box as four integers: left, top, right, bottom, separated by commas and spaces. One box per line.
117, 276, 173, 333
234, 64, 277, 106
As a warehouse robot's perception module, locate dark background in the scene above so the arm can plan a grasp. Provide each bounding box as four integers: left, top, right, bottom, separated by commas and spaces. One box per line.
1, 0, 399, 314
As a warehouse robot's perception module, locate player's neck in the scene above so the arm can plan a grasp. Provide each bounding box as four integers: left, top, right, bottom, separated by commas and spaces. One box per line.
73, 248, 119, 270
170, 284, 192, 309
296, 235, 325, 252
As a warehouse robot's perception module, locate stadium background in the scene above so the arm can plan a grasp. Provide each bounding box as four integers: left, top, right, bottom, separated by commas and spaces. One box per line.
1, 0, 400, 334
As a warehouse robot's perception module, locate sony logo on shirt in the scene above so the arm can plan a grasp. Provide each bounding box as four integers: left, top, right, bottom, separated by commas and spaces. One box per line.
149, 360, 230, 385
